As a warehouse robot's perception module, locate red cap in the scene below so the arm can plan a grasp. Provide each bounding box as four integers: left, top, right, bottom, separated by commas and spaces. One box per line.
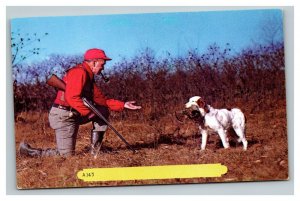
84, 48, 112, 61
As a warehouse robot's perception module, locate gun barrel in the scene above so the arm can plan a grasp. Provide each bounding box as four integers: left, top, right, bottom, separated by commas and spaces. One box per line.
82, 97, 136, 153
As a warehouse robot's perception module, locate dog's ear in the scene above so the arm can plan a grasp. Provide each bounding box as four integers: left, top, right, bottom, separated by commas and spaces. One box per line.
196, 98, 206, 108
197, 98, 210, 113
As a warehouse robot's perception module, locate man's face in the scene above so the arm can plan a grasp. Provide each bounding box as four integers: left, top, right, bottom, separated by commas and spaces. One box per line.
90, 59, 106, 75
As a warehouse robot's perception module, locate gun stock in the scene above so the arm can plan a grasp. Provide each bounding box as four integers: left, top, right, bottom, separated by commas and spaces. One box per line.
46, 74, 66, 91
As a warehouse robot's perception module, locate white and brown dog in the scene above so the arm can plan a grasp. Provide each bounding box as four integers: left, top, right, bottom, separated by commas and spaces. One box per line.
185, 96, 248, 151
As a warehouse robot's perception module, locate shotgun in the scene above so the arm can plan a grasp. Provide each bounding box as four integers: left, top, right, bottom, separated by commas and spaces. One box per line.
46, 74, 136, 153
46, 74, 66, 91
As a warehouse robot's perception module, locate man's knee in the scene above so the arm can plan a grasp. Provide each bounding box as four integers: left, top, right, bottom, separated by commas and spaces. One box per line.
93, 105, 109, 126
93, 124, 108, 132
55, 127, 78, 156
57, 149, 75, 156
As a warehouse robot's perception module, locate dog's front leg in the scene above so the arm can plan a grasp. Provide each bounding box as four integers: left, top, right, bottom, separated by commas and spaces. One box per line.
218, 128, 230, 149
200, 128, 208, 150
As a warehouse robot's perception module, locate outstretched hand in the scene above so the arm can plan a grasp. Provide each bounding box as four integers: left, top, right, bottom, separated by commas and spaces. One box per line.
124, 101, 142, 110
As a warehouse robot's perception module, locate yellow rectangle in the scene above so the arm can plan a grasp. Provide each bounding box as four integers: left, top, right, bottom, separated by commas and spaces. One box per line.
77, 163, 227, 182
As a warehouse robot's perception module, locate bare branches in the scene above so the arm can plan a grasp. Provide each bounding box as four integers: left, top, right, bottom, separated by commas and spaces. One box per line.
11, 31, 49, 67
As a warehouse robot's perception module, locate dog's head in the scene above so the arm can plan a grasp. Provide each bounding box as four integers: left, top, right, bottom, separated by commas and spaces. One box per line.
185, 96, 209, 116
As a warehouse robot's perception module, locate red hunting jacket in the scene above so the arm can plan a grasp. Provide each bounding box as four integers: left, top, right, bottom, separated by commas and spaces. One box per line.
54, 62, 124, 116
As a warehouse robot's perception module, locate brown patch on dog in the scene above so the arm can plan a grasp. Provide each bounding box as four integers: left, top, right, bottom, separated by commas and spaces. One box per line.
196, 98, 206, 108
197, 98, 210, 113
204, 105, 210, 113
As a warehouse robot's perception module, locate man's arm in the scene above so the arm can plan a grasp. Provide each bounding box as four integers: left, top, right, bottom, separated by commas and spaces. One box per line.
93, 84, 125, 111
65, 68, 91, 116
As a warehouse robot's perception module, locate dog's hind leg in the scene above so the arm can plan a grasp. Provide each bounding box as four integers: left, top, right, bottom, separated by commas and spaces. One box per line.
218, 129, 230, 149
233, 127, 248, 150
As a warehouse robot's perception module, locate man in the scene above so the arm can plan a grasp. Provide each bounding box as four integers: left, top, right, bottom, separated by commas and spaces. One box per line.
19, 48, 141, 157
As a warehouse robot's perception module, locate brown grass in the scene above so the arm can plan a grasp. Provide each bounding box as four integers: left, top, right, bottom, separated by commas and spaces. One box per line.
15, 103, 288, 189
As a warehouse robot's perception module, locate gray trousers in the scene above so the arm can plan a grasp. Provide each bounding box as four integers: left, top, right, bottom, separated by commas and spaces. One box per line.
48, 106, 109, 156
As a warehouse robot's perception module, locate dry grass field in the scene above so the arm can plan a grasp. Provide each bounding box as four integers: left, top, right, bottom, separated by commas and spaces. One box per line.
15, 101, 288, 189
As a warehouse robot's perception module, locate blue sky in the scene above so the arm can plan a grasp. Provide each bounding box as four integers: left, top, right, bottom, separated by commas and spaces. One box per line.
10, 9, 283, 69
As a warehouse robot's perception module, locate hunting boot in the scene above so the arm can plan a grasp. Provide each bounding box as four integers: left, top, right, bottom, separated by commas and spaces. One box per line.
90, 131, 105, 156
19, 142, 58, 157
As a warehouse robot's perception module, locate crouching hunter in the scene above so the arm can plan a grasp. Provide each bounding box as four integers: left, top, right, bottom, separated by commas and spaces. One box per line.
19, 48, 142, 157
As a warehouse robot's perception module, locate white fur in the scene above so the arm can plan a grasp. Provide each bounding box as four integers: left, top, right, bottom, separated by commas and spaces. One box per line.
185, 96, 248, 151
